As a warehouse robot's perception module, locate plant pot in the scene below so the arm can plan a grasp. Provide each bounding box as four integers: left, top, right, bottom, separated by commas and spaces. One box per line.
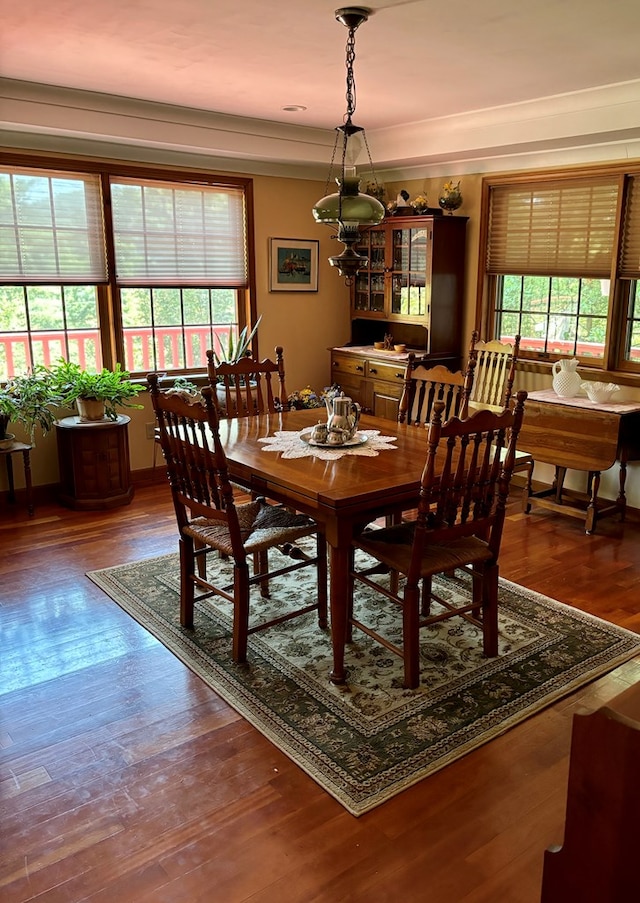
216, 380, 257, 415
77, 397, 107, 422
438, 192, 463, 214
0, 414, 10, 441
0, 432, 16, 449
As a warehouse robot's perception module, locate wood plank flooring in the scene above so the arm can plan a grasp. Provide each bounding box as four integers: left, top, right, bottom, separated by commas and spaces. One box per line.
2, 484, 640, 902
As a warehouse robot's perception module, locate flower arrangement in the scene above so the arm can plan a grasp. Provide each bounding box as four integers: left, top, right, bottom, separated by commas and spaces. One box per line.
442, 179, 461, 196
411, 194, 429, 213
288, 386, 322, 410
287, 383, 342, 410
439, 179, 463, 214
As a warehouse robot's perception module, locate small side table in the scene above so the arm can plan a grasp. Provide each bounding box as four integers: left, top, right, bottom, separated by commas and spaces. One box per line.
0, 439, 34, 517
55, 415, 134, 510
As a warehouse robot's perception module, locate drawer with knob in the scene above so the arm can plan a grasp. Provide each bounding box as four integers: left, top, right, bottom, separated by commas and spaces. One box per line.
365, 360, 406, 383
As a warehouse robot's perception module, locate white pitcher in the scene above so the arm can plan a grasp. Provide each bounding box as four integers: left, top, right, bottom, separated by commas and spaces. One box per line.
552, 358, 581, 398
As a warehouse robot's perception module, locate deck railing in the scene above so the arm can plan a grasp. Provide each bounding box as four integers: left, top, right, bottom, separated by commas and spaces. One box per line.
0, 325, 234, 379
2, 329, 637, 380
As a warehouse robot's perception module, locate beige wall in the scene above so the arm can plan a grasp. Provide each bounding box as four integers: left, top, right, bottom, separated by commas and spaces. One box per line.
251, 174, 351, 393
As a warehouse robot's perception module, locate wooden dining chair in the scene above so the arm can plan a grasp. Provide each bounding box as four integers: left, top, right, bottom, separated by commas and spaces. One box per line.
147, 373, 327, 664
467, 331, 520, 412
347, 391, 528, 689
466, 332, 532, 476
206, 346, 287, 418
207, 344, 292, 584
397, 355, 476, 425
387, 356, 476, 537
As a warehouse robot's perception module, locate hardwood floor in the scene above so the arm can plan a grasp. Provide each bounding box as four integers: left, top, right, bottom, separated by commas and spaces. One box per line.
2, 484, 640, 902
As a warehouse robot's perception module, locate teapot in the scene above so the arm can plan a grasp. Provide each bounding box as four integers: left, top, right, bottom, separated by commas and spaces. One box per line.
552, 358, 581, 398
325, 392, 361, 440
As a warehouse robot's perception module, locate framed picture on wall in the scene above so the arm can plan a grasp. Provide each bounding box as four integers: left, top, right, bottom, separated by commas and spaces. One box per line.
269, 238, 319, 292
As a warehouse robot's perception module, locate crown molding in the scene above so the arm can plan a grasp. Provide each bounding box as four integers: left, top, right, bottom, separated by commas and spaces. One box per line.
0, 79, 333, 178
3, 77, 640, 180
368, 80, 640, 174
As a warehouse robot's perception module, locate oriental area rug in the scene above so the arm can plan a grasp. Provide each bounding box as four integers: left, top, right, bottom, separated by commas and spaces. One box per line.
88, 548, 640, 816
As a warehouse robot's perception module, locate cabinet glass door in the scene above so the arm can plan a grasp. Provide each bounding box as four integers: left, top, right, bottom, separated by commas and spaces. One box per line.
391, 226, 428, 317
354, 229, 386, 312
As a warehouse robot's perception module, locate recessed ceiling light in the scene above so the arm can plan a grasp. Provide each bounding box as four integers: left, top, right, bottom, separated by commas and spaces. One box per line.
281, 105, 307, 113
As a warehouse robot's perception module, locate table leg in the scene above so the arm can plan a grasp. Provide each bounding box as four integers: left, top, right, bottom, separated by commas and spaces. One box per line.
328, 543, 349, 685
522, 459, 534, 514
585, 471, 600, 534
554, 466, 567, 504
22, 449, 34, 517
617, 449, 629, 521
5, 454, 15, 503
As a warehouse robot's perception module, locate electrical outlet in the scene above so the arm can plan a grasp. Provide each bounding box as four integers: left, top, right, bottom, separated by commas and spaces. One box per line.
145, 422, 156, 440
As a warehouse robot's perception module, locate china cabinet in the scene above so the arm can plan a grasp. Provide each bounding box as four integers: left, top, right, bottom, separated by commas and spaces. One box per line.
331, 214, 467, 416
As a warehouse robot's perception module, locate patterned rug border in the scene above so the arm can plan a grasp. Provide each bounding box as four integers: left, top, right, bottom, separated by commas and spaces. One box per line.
87, 554, 640, 816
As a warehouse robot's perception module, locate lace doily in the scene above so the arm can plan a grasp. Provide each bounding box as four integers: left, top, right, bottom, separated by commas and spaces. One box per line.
258, 429, 398, 460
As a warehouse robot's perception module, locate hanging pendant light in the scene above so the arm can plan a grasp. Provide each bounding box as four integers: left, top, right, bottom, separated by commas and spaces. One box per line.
312, 7, 385, 282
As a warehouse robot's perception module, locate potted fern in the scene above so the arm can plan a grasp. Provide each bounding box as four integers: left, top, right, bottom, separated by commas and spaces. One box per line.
0, 366, 60, 445
49, 360, 143, 422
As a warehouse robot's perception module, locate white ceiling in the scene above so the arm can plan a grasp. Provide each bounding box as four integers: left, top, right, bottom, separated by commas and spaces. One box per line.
2, 0, 640, 177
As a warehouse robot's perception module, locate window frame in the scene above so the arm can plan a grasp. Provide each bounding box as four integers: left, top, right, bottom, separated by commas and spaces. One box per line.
0, 152, 256, 378
477, 163, 640, 382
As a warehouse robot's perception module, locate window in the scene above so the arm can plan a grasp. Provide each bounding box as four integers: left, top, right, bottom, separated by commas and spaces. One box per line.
480, 167, 640, 375
0, 167, 106, 376
495, 275, 611, 359
619, 175, 640, 366
0, 157, 254, 381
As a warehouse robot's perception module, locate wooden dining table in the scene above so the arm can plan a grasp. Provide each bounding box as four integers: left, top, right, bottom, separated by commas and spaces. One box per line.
216, 408, 428, 683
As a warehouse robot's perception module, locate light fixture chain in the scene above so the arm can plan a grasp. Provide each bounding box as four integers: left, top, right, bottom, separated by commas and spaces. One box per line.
323, 130, 341, 197
362, 130, 380, 193
344, 26, 357, 122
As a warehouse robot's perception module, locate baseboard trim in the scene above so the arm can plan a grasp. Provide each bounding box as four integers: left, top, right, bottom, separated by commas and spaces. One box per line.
131, 466, 167, 487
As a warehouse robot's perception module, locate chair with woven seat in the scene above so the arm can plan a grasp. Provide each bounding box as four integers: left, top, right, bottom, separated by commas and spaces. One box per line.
466, 332, 520, 412
397, 355, 476, 425
466, 332, 532, 475
206, 345, 287, 418
347, 390, 528, 689
147, 373, 327, 664
207, 344, 291, 589
387, 357, 476, 537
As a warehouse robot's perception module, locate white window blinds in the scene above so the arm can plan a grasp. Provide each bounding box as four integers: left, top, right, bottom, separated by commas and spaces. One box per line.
487, 178, 620, 278
0, 167, 107, 283
619, 176, 640, 278
110, 177, 248, 287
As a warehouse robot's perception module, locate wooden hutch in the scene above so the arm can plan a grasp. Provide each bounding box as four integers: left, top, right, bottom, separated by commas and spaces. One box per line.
330, 213, 468, 418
